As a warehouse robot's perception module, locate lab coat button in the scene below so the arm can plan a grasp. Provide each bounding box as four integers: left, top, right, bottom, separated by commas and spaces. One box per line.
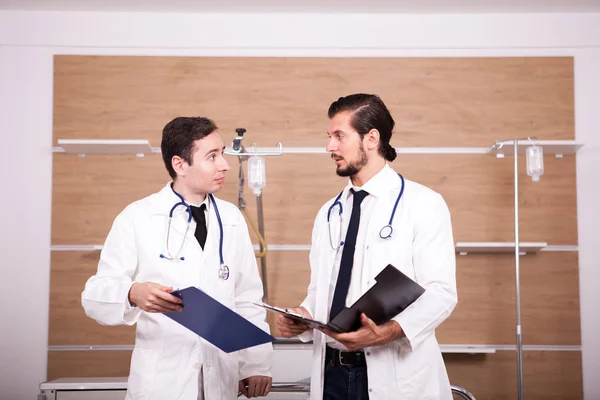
369, 388, 373, 393
193, 362, 200, 369
366, 352, 371, 356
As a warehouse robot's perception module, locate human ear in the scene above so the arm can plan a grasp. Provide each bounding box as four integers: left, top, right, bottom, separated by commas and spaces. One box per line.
171, 155, 187, 177
366, 129, 380, 151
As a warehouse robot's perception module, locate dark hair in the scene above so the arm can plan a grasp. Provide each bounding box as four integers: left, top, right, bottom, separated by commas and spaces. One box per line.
327, 93, 397, 162
161, 117, 218, 179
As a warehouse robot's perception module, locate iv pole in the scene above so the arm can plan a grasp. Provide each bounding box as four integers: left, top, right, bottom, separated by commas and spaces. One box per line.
512, 139, 524, 400
492, 137, 542, 400
227, 128, 283, 303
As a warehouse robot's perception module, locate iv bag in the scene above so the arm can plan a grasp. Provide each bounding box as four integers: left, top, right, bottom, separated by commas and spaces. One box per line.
248, 156, 266, 196
526, 145, 544, 182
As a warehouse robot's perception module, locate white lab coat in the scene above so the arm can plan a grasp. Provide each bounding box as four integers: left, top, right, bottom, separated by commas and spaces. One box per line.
82, 183, 272, 400
299, 165, 457, 400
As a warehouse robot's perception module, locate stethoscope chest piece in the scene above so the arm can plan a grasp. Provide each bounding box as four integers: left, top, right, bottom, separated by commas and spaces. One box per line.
379, 225, 393, 239
218, 264, 230, 280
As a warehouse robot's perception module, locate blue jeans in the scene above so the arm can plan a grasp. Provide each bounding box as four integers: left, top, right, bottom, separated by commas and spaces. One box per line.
323, 363, 369, 400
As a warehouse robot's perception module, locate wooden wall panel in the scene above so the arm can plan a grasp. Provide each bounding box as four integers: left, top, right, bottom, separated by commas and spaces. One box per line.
51, 250, 578, 346
521, 252, 580, 345
53, 56, 574, 147
47, 351, 132, 381
263, 251, 311, 336
263, 251, 311, 309
49, 55, 580, 393
445, 351, 583, 400
51, 154, 577, 245
438, 251, 580, 345
394, 154, 577, 244
49, 251, 135, 345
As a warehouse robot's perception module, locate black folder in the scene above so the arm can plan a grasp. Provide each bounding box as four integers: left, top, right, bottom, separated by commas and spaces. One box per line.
259, 264, 425, 333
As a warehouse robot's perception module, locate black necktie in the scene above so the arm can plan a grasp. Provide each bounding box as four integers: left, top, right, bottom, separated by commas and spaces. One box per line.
329, 189, 369, 320
190, 204, 207, 250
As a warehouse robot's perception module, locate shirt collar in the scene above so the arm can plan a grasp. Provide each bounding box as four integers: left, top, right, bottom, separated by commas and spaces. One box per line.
152, 182, 211, 215
342, 163, 399, 200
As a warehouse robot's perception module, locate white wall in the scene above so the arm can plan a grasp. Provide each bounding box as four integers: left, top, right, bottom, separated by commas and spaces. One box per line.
1, 10, 599, 400
0, 44, 54, 400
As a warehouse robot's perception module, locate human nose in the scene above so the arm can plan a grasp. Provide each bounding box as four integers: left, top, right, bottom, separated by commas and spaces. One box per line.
326, 136, 338, 153
220, 155, 230, 172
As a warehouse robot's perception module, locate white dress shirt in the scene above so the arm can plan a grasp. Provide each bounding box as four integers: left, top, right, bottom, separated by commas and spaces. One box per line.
326, 164, 395, 350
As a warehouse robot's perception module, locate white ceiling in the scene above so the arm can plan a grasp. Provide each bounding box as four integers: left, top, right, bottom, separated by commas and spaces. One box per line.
1, 0, 600, 14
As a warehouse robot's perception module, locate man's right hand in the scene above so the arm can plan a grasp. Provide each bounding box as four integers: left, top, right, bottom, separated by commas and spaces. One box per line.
276, 307, 312, 338
128, 282, 183, 313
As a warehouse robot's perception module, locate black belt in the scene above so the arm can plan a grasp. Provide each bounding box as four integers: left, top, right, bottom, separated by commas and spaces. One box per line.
325, 346, 367, 367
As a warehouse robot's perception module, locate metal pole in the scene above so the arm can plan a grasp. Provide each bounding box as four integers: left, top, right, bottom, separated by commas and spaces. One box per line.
256, 193, 268, 303
514, 140, 524, 400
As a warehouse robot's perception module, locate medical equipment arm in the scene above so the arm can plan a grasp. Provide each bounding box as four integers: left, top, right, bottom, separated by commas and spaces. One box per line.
392, 193, 457, 351
234, 209, 273, 380
81, 205, 143, 326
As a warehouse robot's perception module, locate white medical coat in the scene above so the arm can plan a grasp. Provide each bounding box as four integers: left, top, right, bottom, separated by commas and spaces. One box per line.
299, 165, 457, 400
82, 183, 272, 400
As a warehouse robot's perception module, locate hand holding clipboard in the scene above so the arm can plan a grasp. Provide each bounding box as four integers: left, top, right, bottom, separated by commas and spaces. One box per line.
255, 302, 345, 333
262, 265, 425, 334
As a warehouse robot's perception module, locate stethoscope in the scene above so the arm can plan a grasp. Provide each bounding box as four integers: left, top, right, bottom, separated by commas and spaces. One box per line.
326, 173, 405, 251
159, 184, 230, 281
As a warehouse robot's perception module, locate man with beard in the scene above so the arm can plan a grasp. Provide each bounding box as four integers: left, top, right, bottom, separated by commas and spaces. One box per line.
276, 94, 457, 400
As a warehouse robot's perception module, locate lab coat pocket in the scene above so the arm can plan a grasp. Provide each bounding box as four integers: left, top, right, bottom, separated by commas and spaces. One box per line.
393, 343, 439, 399
127, 344, 160, 398
203, 349, 238, 399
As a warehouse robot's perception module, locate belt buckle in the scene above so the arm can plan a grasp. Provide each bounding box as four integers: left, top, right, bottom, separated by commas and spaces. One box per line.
338, 351, 353, 366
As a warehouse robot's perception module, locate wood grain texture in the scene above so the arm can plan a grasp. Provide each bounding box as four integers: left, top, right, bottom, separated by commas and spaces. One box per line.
50, 251, 579, 346
445, 351, 582, 400
438, 251, 580, 345
53, 56, 574, 148
47, 350, 132, 381
51, 154, 577, 245
49, 55, 579, 389
49, 251, 135, 345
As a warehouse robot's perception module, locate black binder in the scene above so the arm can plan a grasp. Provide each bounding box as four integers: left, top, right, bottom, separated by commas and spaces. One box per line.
258, 264, 425, 333
328, 264, 425, 332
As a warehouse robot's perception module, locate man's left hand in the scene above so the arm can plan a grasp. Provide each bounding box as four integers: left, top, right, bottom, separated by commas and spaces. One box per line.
238, 375, 272, 398
322, 313, 403, 351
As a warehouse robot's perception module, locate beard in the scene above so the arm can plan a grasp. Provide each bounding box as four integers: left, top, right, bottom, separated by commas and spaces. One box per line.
334, 143, 368, 177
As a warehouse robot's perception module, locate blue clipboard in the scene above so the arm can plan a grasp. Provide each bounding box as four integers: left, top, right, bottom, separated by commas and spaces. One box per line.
164, 286, 275, 353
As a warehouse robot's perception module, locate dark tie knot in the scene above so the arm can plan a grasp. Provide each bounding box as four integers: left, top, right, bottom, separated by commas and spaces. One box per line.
190, 204, 207, 250
190, 204, 206, 222
350, 189, 369, 205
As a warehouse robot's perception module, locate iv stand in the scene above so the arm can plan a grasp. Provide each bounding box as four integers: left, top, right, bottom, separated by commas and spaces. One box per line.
512, 139, 524, 400
226, 128, 283, 303
492, 137, 540, 400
